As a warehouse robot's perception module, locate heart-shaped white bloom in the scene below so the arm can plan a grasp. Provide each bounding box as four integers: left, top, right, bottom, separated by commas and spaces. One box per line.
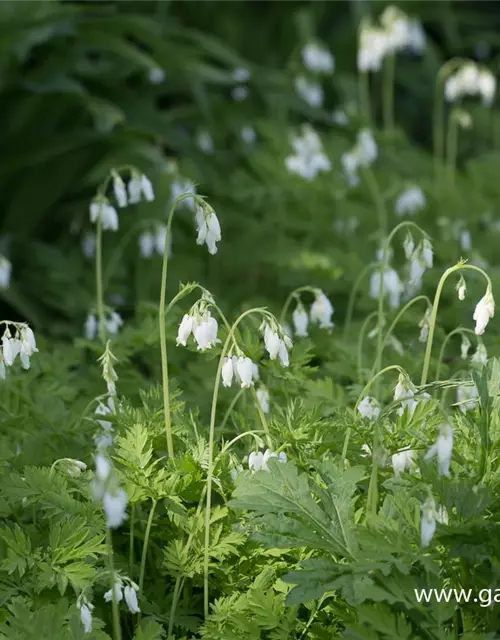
357, 396, 380, 420
421, 498, 437, 547
424, 424, 453, 477
79, 603, 93, 634
473, 289, 495, 335
221, 357, 234, 387
124, 585, 140, 614
391, 449, 415, 476
236, 356, 254, 388
292, 303, 309, 337
310, 291, 334, 329
103, 489, 128, 528
176, 314, 194, 347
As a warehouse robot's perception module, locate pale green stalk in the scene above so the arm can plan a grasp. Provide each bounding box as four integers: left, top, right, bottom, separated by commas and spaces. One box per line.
435, 327, 477, 381
343, 262, 378, 339
106, 529, 122, 640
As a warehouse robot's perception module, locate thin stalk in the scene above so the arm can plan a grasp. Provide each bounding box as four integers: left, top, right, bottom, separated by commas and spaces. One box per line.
358, 70, 371, 125
343, 262, 378, 339
129, 503, 135, 577
362, 166, 388, 239
436, 327, 477, 381
446, 111, 459, 184
158, 193, 198, 458
250, 386, 272, 449
138, 499, 157, 597
357, 311, 379, 382
383, 54, 395, 132
368, 295, 431, 379
420, 263, 492, 386
95, 213, 106, 343
106, 529, 122, 640
203, 308, 268, 619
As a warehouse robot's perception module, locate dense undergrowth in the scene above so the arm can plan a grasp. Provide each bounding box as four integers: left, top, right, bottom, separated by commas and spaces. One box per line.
2, 1, 500, 638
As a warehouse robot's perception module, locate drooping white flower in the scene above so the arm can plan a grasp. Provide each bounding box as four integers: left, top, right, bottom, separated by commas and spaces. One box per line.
0, 257, 11, 289
403, 233, 415, 260
171, 178, 197, 210
424, 424, 453, 477
78, 602, 93, 634
148, 67, 166, 84
356, 128, 378, 165
124, 585, 140, 614
332, 108, 349, 126
256, 386, 270, 414
471, 342, 488, 364
302, 42, 335, 74
236, 356, 255, 389
104, 581, 123, 603
90, 199, 119, 231
418, 308, 432, 343
263, 323, 281, 360
358, 23, 388, 72
192, 312, 219, 351
457, 383, 478, 412
221, 357, 234, 388
112, 174, 128, 208
241, 126, 256, 145
2, 333, 19, 367
232, 67, 250, 83
391, 449, 415, 476
394, 373, 417, 417
370, 266, 404, 309
460, 335, 471, 359
248, 449, 286, 472
422, 238, 433, 268
477, 68, 496, 106
195, 205, 221, 255
95, 454, 111, 482
285, 125, 331, 180
197, 130, 214, 154
407, 19, 426, 54
460, 229, 472, 251
380, 6, 411, 54
395, 186, 426, 216
294, 76, 324, 108
292, 302, 309, 337
473, 288, 495, 335
357, 396, 380, 420
457, 276, 467, 301
139, 231, 155, 258
310, 290, 334, 329
81, 232, 96, 259
176, 314, 194, 347
421, 497, 437, 547
103, 489, 128, 528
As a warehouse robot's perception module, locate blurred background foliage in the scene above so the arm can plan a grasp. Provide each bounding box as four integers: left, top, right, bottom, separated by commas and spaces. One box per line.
2, 0, 500, 354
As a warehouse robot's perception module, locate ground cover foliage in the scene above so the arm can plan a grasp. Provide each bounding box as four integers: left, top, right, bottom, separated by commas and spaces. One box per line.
2, 0, 500, 638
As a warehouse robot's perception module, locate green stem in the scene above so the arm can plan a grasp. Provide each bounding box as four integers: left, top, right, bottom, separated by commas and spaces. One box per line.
106, 529, 122, 640
436, 327, 477, 381
368, 295, 431, 379
420, 263, 492, 386
358, 70, 371, 125
138, 499, 157, 598
383, 54, 395, 132
96, 213, 106, 344
279, 286, 317, 325
129, 503, 135, 577
250, 386, 272, 449
446, 111, 459, 184
203, 308, 268, 619
219, 388, 245, 432
159, 193, 199, 458
357, 311, 379, 382
362, 166, 387, 239
343, 262, 378, 339
433, 58, 466, 185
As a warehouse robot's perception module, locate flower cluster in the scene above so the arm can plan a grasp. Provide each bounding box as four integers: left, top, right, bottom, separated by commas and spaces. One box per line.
261, 320, 293, 367
285, 125, 331, 180
139, 224, 169, 259
357, 396, 380, 420
292, 289, 334, 336
395, 185, 426, 216
105, 576, 140, 614
358, 6, 425, 73
114, 170, 154, 207
248, 449, 287, 472
221, 354, 259, 389
176, 295, 221, 352
195, 202, 222, 255
92, 452, 128, 529
301, 41, 335, 74
370, 262, 404, 309
0, 256, 11, 289
445, 62, 496, 106
341, 128, 378, 186
1, 323, 38, 377
294, 76, 323, 107
85, 310, 124, 340
231, 66, 250, 101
